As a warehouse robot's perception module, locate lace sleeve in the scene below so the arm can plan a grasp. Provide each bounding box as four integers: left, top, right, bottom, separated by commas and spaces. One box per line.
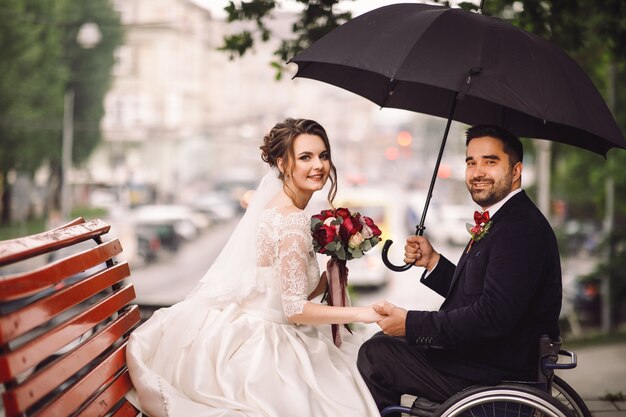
277, 215, 314, 318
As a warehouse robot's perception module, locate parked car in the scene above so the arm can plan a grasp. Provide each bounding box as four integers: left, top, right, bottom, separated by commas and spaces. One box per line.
134, 222, 182, 253
134, 227, 162, 266
130, 204, 207, 252
192, 191, 239, 223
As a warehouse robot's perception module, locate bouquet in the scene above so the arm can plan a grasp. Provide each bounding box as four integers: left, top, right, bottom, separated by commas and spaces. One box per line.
310, 208, 382, 346
311, 207, 382, 261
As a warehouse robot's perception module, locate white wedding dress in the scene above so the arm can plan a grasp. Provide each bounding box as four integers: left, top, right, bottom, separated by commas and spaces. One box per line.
126, 207, 379, 417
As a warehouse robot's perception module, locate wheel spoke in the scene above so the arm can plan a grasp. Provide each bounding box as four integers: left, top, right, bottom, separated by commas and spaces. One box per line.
436, 385, 571, 417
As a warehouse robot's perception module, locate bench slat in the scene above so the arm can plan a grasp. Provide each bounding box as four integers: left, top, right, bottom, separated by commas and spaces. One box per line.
0, 261, 130, 343
110, 398, 141, 417
2, 306, 139, 412
0, 238, 123, 302
76, 369, 137, 417
36, 342, 128, 417
0, 218, 110, 267
0, 284, 136, 382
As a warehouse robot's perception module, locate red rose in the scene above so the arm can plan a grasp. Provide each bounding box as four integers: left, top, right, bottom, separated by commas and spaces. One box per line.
339, 215, 362, 241
363, 216, 382, 237
321, 209, 335, 218
313, 224, 337, 253
335, 208, 351, 220
313, 209, 335, 222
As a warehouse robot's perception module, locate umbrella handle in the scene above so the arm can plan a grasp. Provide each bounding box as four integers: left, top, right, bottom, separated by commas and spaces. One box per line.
381, 239, 413, 271
381, 225, 426, 272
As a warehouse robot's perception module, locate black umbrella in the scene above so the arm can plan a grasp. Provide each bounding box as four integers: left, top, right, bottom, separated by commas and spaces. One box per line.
288, 3, 626, 271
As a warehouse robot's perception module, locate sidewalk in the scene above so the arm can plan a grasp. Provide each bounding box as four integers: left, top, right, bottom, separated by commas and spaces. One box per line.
586, 399, 626, 417
557, 341, 626, 417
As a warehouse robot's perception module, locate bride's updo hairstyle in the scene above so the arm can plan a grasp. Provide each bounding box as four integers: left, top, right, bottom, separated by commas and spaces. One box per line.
260, 117, 337, 205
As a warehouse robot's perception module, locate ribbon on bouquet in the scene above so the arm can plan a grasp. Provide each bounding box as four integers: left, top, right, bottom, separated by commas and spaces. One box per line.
325, 258, 353, 347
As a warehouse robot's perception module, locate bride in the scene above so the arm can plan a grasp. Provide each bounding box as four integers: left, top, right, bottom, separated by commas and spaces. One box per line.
126, 118, 382, 417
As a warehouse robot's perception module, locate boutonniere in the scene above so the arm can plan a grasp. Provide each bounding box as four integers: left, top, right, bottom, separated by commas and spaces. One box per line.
465, 220, 492, 253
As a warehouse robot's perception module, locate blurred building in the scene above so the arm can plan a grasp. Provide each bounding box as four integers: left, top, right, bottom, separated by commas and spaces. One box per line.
86, 0, 470, 208
89, 0, 214, 204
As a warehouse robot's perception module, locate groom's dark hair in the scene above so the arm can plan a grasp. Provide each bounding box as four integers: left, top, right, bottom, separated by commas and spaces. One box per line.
466, 124, 523, 166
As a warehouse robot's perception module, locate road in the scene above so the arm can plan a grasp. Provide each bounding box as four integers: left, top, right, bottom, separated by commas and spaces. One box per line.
129, 217, 241, 306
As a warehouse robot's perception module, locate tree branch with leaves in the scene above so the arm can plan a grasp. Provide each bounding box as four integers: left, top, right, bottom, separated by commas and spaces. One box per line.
219, 0, 353, 79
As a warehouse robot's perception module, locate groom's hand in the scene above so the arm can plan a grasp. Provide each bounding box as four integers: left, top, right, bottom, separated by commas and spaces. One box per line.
373, 301, 407, 337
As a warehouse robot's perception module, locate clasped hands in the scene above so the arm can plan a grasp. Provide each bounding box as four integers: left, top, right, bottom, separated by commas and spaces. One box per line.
371, 301, 407, 337
369, 235, 440, 337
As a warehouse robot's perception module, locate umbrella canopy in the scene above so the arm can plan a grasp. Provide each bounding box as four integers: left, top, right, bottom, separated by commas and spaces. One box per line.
289, 3, 626, 156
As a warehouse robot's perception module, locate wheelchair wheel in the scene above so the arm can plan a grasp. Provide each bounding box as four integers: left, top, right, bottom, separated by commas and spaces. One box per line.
551, 376, 591, 417
434, 384, 573, 417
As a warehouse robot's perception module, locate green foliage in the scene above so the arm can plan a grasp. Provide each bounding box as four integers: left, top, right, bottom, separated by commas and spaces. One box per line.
600, 392, 625, 402
61, 0, 124, 167
219, 30, 255, 59
563, 326, 626, 348
582, 230, 626, 320
219, 0, 353, 78
70, 205, 108, 219
0, 217, 47, 240
0, 0, 68, 174
0, 0, 122, 223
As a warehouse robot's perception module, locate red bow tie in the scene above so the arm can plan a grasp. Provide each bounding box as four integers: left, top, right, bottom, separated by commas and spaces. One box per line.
474, 210, 490, 226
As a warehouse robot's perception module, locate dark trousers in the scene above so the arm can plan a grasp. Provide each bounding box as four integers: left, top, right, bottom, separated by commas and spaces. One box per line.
357, 333, 473, 417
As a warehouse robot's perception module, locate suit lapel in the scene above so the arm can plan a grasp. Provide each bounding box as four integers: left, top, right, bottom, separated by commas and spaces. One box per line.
445, 191, 529, 295
447, 244, 471, 293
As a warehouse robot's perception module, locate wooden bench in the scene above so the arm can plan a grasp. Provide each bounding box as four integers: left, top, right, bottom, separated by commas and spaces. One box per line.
0, 218, 141, 417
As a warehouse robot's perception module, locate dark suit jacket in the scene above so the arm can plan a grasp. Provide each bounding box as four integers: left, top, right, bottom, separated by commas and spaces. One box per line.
405, 191, 562, 384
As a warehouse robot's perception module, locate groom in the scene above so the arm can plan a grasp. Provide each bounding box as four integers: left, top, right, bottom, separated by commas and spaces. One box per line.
357, 125, 562, 414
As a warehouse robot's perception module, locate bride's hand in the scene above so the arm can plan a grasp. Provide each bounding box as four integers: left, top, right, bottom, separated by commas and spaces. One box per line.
373, 301, 407, 336
357, 306, 385, 324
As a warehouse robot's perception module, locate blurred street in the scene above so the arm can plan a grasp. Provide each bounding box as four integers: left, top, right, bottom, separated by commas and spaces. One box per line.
126, 216, 241, 306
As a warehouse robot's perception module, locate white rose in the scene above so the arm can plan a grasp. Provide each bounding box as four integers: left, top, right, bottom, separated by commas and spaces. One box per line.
348, 232, 365, 249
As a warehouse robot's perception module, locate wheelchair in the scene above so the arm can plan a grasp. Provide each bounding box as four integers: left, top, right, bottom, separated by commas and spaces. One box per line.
381, 335, 590, 417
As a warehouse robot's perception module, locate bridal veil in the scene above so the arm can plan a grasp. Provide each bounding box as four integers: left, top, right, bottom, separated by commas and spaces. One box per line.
186, 168, 283, 304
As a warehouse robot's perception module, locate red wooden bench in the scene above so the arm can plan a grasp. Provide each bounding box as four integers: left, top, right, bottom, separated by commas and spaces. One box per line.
0, 218, 140, 417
